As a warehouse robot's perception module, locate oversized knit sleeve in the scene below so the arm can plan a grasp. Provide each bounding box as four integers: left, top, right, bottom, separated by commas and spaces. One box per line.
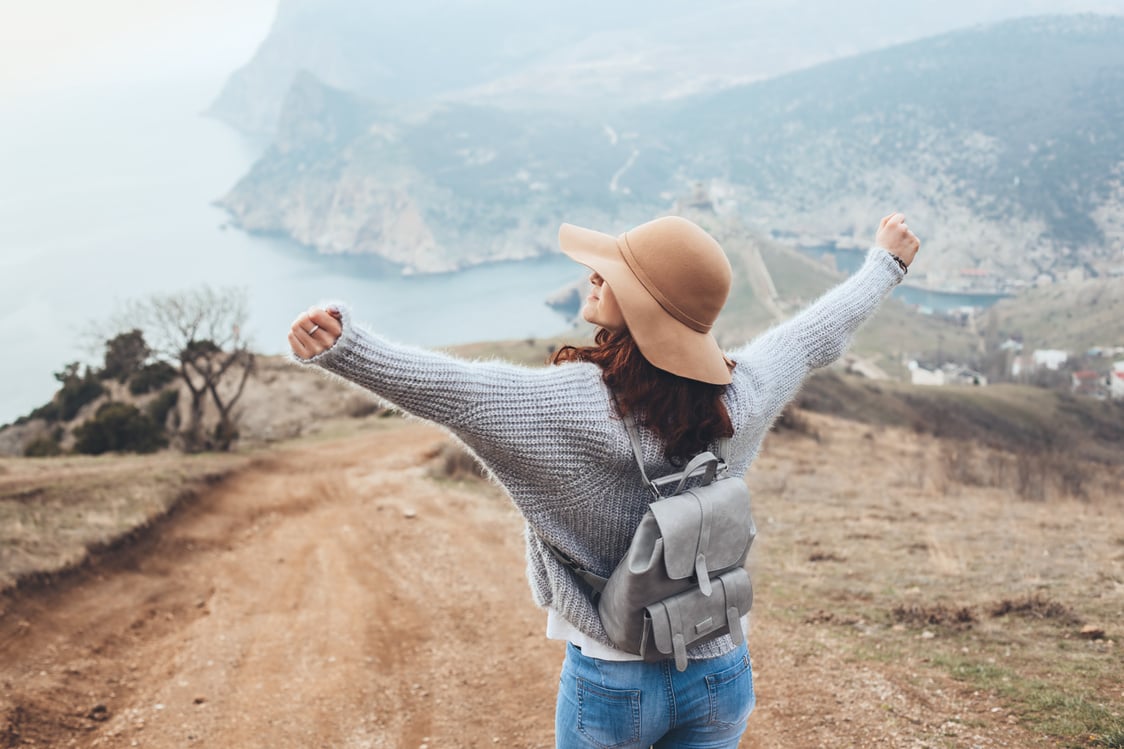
727, 247, 904, 432
291, 304, 604, 494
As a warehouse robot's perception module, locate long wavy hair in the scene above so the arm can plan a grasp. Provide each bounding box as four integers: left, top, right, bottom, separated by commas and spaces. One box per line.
551, 328, 733, 463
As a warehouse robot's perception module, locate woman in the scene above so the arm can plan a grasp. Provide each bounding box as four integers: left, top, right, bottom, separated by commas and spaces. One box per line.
289, 213, 920, 748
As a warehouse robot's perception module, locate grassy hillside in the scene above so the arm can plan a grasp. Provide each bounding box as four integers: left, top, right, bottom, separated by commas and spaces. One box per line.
0, 452, 244, 593
799, 370, 1124, 467
702, 216, 982, 374
988, 276, 1124, 351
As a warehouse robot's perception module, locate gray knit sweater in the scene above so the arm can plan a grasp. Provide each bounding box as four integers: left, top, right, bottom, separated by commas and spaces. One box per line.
296, 247, 904, 659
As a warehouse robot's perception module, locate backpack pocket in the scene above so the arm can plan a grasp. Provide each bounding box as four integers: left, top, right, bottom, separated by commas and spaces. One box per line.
640, 567, 754, 671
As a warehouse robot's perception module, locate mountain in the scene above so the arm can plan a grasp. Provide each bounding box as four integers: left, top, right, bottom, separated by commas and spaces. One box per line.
218, 15, 1124, 284
208, 0, 1124, 137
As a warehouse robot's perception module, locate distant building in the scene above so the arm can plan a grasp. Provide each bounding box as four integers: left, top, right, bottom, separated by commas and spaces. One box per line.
1071, 370, 1107, 398
1033, 349, 1068, 371
909, 361, 945, 386
909, 361, 987, 387
1114, 362, 1124, 401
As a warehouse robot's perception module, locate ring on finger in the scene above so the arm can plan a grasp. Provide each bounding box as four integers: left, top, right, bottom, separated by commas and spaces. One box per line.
307, 324, 320, 336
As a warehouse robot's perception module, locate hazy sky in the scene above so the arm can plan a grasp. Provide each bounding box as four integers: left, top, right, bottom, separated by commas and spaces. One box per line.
0, 0, 277, 97
5, 0, 1124, 100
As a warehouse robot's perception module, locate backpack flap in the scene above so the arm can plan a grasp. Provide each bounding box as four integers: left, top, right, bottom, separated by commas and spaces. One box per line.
643, 568, 755, 671
649, 478, 754, 587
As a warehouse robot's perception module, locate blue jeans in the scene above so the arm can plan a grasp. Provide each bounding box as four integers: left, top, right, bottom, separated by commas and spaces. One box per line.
555, 642, 754, 749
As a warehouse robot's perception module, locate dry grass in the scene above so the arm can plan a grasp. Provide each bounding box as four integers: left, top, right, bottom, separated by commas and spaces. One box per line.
425, 441, 488, 482
0, 452, 245, 593
751, 410, 1124, 747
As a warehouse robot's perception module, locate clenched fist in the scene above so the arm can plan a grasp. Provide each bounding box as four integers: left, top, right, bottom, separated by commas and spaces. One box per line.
289, 306, 343, 361
875, 213, 921, 268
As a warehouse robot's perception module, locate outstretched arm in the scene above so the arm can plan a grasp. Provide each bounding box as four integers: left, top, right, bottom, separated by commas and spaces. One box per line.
289, 304, 554, 429
287, 304, 604, 492
729, 214, 919, 427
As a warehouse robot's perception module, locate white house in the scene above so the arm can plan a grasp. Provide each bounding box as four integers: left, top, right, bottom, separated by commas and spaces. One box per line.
1033, 350, 1069, 371
1113, 362, 1124, 401
909, 361, 987, 387
909, 361, 945, 386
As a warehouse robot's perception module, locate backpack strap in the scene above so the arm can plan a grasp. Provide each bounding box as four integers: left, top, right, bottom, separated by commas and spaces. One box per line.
539, 535, 608, 594
620, 409, 658, 497
716, 437, 731, 465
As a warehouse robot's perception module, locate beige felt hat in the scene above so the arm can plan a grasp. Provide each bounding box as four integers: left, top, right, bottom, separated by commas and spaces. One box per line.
558, 215, 733, 385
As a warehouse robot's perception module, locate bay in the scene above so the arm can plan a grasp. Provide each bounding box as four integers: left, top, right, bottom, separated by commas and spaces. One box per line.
794, 245, 1010, 312
0, 78, 580, 426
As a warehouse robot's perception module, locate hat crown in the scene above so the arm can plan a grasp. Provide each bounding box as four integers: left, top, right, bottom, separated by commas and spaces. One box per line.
619, 216, 731, 333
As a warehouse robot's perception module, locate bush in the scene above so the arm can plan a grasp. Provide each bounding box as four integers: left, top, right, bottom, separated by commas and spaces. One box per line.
26, 401, 60, 423
129, 361, 177, 395
145, 388, 179, 426
428, 442, 487, 481
73, 402, 166, 455
102, 329, 149, 383
24, 435, 62, 457
59, 378, 105, 421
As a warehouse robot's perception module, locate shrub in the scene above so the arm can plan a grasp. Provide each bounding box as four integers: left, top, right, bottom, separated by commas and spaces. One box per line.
428, 442, 487, 481
73, 402, 166, 455
102, 329, 149, 383
128, 361, 177, 395
772, 404, 820, 440
145, 388, 179, 426
26, 401, 60, 423
23, 435, 62, 457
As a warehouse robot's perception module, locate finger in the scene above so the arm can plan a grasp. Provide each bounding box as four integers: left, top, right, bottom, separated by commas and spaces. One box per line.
879, 214, 892, 229
292, 325, 320, 356
326, 305, 343, 320
288, 331, 311, 360
295, 311, 328, 339
291, 312, 313, 332
308, 308, 343, 338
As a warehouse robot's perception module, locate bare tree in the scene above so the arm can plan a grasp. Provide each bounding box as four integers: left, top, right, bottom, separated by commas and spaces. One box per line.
125, 286, 256, 452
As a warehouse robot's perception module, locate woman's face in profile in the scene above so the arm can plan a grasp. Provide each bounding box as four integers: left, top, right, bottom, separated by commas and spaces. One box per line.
582, 271, 626, 332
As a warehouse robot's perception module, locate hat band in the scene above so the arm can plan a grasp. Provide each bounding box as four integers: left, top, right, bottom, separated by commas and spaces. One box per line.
617, 233, 713, 334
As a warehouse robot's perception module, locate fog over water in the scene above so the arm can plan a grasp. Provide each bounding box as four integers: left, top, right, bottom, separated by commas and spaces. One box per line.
0, 81, 579, 426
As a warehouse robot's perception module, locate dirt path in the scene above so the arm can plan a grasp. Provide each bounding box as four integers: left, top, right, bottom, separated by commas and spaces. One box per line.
0, 420, 1056, 748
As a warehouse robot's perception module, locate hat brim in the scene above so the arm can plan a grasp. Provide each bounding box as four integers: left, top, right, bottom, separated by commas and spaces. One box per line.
558, 223, 732, 385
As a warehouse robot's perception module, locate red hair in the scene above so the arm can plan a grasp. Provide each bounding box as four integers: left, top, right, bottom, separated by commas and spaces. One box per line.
551, 329, 733, 463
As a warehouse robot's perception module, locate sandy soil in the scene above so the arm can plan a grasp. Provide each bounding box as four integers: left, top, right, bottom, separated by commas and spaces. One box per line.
0, 416, 1107, 748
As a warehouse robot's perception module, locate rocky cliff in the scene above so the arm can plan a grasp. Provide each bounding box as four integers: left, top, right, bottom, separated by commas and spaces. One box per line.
218, 16, 1124, 286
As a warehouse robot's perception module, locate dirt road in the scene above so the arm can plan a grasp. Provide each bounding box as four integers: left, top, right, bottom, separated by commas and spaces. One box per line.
0, 419, 1061, 747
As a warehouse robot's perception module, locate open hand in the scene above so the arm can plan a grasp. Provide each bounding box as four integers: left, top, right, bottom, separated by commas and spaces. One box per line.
875, 213, 921, 268
289, 306, 343, 360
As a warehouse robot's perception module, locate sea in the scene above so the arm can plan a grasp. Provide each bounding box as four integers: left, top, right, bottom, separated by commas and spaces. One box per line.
0, 78, 581, 426
793, 244, 1010, 311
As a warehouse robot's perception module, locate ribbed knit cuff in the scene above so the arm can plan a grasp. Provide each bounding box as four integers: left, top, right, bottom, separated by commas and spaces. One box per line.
869, 245, 908, 284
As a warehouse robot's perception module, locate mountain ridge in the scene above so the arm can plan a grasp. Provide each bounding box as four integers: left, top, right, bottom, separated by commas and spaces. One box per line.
218, 15, 1124, 286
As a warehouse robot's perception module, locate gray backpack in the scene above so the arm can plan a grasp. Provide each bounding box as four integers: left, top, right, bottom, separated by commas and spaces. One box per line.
545, 412, 756, 671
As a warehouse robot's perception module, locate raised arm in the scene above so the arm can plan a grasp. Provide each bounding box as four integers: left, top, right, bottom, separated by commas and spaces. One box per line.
728, 214, 919, 428
291, 304, 562, 424
287, 304, 605, 492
